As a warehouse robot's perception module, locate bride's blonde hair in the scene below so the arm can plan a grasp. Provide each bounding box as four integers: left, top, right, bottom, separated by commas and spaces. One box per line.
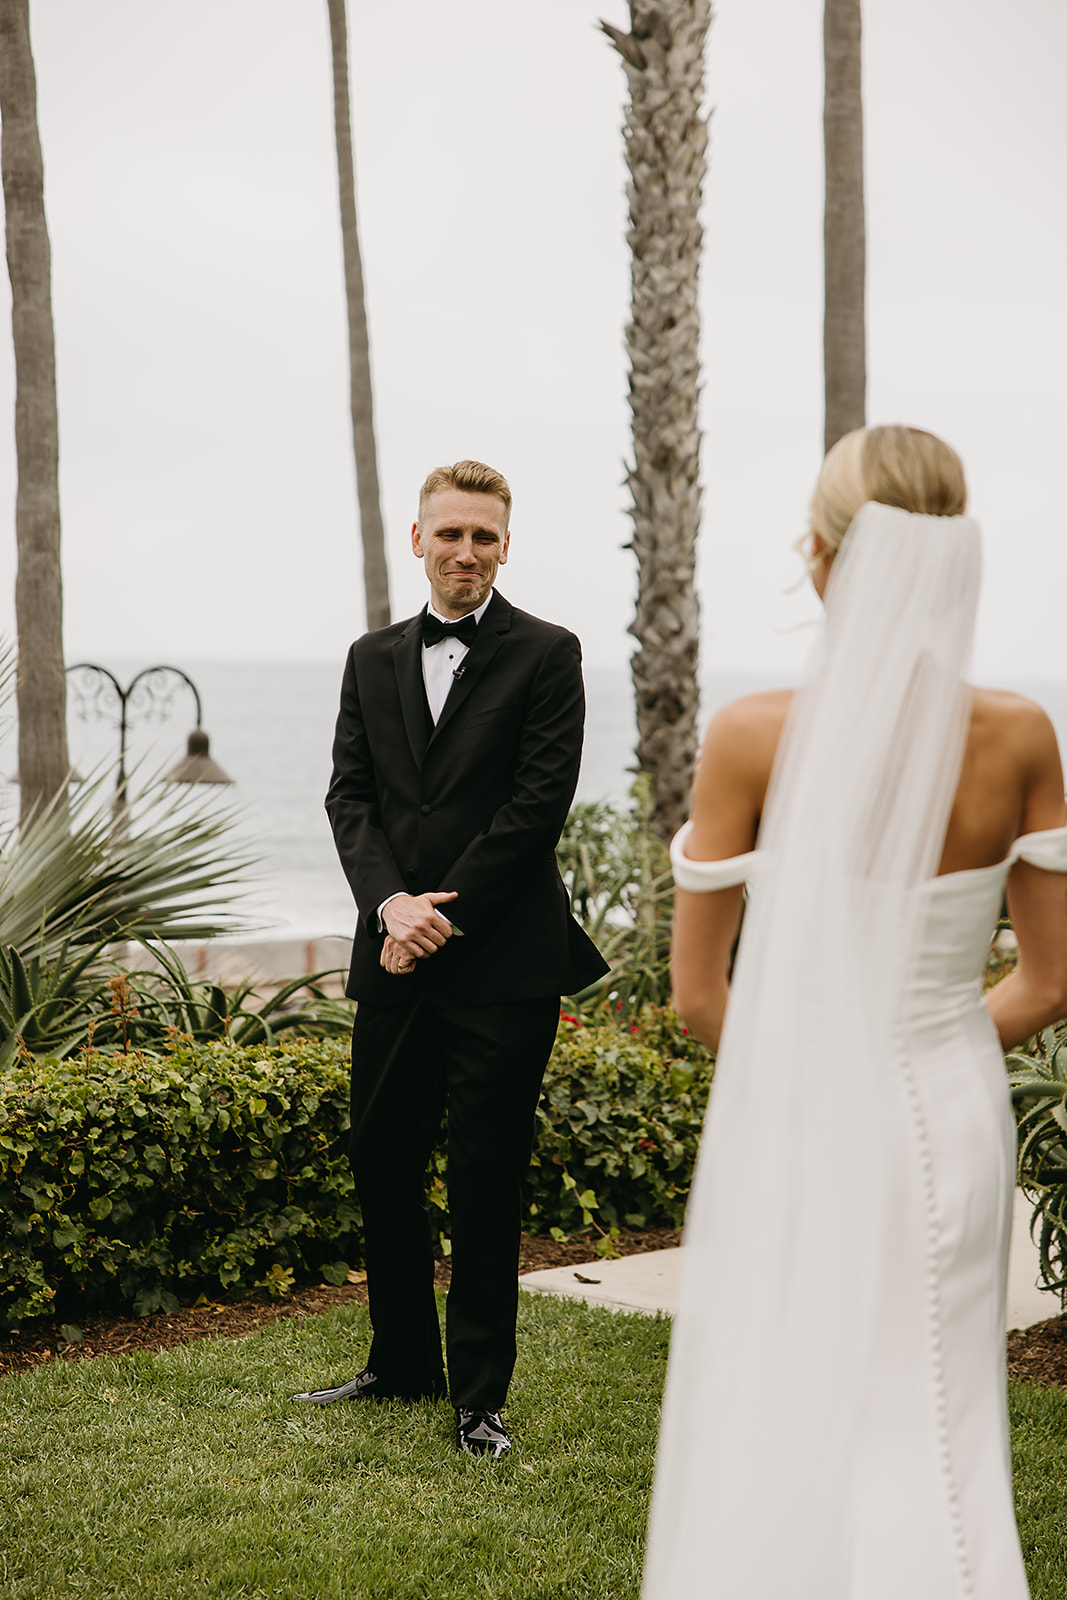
810, 425, 968, 555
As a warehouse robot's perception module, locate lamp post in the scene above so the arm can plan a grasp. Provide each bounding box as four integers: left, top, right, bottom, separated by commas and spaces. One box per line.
66, 663, 233, 801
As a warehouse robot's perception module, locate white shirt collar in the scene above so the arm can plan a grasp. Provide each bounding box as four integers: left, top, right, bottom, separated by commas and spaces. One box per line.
426, 592, 494, 626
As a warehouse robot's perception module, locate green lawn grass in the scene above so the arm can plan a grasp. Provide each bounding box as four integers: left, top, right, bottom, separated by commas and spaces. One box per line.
0, 1293, 1064, 1599
1011, 1381, 1067, 1597
0, 1292, 665, 1599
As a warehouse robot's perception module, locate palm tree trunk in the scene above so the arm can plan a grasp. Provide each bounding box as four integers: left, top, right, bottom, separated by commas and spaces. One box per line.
0, 0, 69, 820
602, 1, 709, 844
823, 0, 866, 452
326, 0, 390, 632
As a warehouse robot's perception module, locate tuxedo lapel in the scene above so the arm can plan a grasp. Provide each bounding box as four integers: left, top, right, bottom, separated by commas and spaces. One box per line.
430, 591, 512, 743
393, 612, 429, 769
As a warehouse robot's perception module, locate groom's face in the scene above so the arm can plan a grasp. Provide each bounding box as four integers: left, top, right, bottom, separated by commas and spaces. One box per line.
412, 489, 510, 619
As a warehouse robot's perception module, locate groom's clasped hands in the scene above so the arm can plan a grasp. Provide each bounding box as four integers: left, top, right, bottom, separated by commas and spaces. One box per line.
379, 889, 459, 975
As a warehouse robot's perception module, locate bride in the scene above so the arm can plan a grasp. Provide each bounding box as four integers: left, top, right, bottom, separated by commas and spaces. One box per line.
644, 425, 1067, 1599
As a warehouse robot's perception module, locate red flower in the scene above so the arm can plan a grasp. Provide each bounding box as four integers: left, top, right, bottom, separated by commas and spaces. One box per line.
680, 1026, 690, 1036
630, 1024, 639, 1034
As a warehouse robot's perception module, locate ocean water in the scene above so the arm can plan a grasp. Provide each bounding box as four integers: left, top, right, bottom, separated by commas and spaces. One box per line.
8, 659, 1067, 939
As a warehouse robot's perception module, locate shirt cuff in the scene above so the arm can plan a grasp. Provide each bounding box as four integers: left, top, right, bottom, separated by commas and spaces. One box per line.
377, 893, 465, 938
376, 892, 406, 934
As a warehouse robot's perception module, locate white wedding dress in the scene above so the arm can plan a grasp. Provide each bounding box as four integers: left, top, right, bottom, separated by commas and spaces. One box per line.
643, 504, 1067, 1599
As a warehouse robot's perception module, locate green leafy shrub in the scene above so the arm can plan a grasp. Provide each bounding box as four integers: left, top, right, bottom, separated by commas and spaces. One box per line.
0, 1039, 357, 1328
526, 1008, 712, 1236
0, 1008, 712, 1329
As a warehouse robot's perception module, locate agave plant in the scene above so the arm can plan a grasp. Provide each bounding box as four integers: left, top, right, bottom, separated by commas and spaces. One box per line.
0, 932, 119, 1067
0, 930, 353, 1066
0, 772, 263, 1065
114, 940, 354, 1050
0, 768, 257, 964
1009, 1025, 1067, 1301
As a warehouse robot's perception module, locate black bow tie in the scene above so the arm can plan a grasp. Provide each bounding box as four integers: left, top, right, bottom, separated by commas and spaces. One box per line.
422, 612, 478, 649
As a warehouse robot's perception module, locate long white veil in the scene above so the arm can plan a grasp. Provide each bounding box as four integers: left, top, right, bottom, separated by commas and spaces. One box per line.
643, 503, 982, 1598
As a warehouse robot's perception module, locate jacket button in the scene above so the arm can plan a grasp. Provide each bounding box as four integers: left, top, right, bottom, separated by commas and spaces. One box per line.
419, 803, 432, 816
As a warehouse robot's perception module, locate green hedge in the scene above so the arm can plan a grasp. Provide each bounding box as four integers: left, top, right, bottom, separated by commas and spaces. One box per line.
0, 1011, 713, 1329
0, 1040, 356, 1328
525, 1009, 712, 1234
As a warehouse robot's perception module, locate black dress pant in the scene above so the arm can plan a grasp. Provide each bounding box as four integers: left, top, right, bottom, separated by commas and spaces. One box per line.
349, 991, 560, 1412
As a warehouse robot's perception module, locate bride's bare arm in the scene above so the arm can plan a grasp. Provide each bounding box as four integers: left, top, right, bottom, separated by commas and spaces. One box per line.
671, 697, 785, 1050
672, 885, 744, 1051
985, 708, 1067, 1050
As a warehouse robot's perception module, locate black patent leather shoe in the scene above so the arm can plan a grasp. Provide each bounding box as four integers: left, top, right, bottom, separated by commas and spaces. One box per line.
291, 1366, 384, 1405
291, 1367, 447, 1405
456, 1408, 511, 1459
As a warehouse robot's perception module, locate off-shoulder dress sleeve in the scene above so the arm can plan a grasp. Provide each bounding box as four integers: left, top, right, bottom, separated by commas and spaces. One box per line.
1008, 825, 1067, 873
670, 821, 759, 893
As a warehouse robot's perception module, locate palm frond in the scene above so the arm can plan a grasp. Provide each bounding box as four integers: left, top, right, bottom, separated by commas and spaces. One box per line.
0, 766, 258, 961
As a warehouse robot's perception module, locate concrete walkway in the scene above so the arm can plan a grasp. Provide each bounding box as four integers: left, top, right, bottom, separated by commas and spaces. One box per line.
520, 1187, 1064, 1332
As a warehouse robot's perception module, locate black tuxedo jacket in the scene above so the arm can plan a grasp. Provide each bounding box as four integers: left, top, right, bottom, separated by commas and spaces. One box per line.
326, 591, 609, 1006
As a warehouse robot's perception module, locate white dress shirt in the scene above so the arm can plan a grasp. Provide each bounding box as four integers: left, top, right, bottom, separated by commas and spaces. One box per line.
376, 592, 492, 933
421, 593, 493, 723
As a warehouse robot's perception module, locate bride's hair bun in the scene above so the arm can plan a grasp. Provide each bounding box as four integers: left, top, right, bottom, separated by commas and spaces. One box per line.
811, 425, 968, 555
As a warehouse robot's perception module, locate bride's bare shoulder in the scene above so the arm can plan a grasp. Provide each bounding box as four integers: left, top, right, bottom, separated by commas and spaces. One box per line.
697, 690, 794, 780
688, 691, 793, 854
969, 687, 1060, 763
961, 688, 1065, 841
705, 689, 794, 742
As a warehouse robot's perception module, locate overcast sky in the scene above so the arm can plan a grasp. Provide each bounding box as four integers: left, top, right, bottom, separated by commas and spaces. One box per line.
0, 0, 1064, 678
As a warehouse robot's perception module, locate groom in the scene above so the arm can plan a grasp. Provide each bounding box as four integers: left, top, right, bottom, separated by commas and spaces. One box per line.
294, 459, 607, 1457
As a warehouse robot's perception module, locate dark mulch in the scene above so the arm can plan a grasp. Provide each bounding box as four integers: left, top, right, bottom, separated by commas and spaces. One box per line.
1007, 1311, 1067, 1390
7, 1227, 1064, 1392
0, 1226, 681, 1382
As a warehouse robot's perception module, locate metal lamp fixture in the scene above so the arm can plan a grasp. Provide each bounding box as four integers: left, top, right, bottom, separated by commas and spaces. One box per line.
164, 727, 232, 785
66, 663, 234, 799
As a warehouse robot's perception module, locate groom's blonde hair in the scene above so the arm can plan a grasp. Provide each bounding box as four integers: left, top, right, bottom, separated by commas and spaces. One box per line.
418, 460, 512, 523
811, 426, 968, 554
